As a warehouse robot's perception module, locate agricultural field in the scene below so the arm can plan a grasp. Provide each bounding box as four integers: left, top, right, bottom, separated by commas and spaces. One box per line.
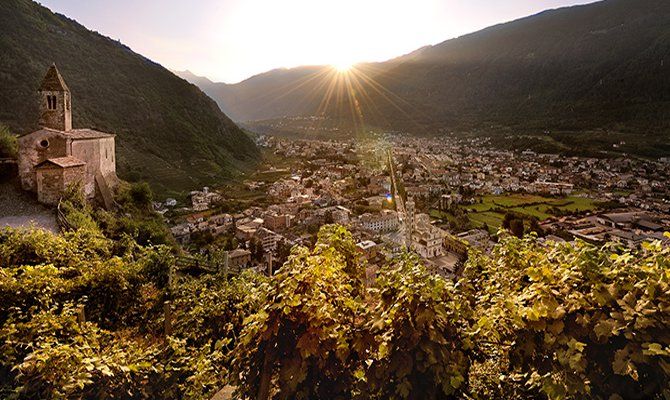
432, 194, 600, 231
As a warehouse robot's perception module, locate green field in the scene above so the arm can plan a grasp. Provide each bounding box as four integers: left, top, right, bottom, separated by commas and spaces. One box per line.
434, 194, 600, 230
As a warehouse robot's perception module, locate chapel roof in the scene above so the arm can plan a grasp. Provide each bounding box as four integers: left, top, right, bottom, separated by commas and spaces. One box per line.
35, 156, 86, 169
39, 64, 70, 92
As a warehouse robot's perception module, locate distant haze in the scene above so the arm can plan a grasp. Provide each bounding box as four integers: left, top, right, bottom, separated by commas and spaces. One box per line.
39, 0, 600, 83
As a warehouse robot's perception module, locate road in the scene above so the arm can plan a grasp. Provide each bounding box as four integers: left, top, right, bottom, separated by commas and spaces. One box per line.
387, 148, 411, 247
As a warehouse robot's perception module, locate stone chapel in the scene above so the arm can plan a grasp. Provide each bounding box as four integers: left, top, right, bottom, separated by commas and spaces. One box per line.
17, 64, 118, 208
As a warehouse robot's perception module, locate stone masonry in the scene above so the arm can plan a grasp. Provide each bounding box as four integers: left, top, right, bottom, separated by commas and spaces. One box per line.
17, 64, 118, 207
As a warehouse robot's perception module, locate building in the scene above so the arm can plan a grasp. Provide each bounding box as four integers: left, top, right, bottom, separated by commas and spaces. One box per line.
189, 187, 222, 211
356, 240, 378, 259
227, 249, 252, 269
264, 213, 291, 231
412, 214, 445, 259
331, 206, 351, 225
17, 64, 118, 207
359, 210, 399, 233
255, 227, 282, 253
456, 229, 493, 253
530, 181, 574, 195
443, 234, 469, 260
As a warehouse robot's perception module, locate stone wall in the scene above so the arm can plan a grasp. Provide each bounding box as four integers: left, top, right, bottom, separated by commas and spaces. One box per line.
99, 137, 117, 180
36, 167, 64, 206
17, 131, 68, 192
35, 164, 86, 206
70, 139, 97, 197
71, 137, 117, 198
39, 90, 72, 132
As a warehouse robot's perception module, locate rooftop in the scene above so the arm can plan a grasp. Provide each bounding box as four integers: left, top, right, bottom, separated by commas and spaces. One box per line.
66, 128, 115, 140
228, 249, 251, 258
39, 64, 69, 92
36, 156, 86, 169
20, 127, 114, 139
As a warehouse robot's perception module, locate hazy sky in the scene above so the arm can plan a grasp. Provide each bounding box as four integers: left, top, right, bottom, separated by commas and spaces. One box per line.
39, 0, 600, 83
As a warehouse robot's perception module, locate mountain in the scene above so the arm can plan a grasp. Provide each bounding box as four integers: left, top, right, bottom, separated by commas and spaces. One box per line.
176, 66, 339, 122
181, 0, 670, 157
0, 0, 259, 195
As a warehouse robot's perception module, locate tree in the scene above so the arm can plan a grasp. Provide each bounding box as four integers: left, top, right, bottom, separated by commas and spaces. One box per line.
528, 217, 544, 236
274, 239, 294, 268
248, 237, 264, 263
127, 182, 154, 208
502, 212, 514, 230
509, 218, 525, 238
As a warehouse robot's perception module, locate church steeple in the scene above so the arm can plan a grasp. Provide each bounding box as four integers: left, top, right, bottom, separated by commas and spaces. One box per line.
38, 64, 72, 131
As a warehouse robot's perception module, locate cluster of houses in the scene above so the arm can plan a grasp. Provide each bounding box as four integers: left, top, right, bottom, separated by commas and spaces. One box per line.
166, 133, 669, 276
542, 211, 670, 249
388, 135, 669, 214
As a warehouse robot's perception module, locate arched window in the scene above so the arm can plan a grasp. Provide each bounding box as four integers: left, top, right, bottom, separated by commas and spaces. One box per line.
46, 95, 57, 110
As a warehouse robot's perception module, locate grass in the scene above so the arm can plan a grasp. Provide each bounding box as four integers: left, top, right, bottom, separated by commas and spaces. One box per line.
468, 212, 505, 229
437, 194, 601, 230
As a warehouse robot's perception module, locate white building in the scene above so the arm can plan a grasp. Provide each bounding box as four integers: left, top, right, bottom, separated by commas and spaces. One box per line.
359, 210, 399, 233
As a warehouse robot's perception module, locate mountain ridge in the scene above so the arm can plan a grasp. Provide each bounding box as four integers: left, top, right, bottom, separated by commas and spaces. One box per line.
178, 0, 670, 157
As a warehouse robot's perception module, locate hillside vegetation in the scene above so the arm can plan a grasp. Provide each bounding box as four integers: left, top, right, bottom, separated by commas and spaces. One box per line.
182, 0, 670, 157
0, 0, 259, 195
1, 214, 669, 399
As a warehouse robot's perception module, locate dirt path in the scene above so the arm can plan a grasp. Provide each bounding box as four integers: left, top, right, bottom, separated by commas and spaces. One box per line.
0, 179, 58, 233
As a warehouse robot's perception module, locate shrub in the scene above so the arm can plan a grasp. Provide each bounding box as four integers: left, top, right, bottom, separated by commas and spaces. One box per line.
463, 233, 670, 399
0, 124, 18, 159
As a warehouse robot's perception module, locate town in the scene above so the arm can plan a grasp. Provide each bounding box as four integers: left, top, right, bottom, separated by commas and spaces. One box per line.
160, 132, 670, 277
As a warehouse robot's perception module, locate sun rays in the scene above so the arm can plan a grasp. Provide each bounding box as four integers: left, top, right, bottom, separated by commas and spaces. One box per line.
241, 62, 428, 139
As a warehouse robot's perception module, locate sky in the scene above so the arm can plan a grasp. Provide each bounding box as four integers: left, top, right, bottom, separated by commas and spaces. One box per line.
39, 0, 600, 84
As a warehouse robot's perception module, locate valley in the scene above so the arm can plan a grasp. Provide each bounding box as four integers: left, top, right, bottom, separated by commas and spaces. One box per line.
1, 0, 670, 399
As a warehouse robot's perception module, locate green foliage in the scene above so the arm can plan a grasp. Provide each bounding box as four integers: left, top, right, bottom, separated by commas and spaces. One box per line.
127, 182, 153, 208
365, 254, 473, 399
60, 182, 102, 234
231, 227, 368, 399
79, 182, 175, 247
0, 223, 263, 399
463, 233, 670, 399
2, 218, 670, 400
0, 123, 18, 159
172, 271, 268, 355
231, 225, 474, 400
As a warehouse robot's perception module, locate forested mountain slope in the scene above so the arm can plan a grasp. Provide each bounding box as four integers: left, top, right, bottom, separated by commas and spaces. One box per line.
182, 0, 670, 156
0, 0, 259, 194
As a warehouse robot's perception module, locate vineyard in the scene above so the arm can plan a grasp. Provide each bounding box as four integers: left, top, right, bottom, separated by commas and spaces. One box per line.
0, 213, 669, 398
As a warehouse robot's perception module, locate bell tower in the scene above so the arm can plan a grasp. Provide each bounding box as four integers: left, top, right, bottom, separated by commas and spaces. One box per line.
38, 64, 72, 131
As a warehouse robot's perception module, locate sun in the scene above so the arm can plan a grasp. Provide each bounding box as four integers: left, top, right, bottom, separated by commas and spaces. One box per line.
332, 60, 354, 72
